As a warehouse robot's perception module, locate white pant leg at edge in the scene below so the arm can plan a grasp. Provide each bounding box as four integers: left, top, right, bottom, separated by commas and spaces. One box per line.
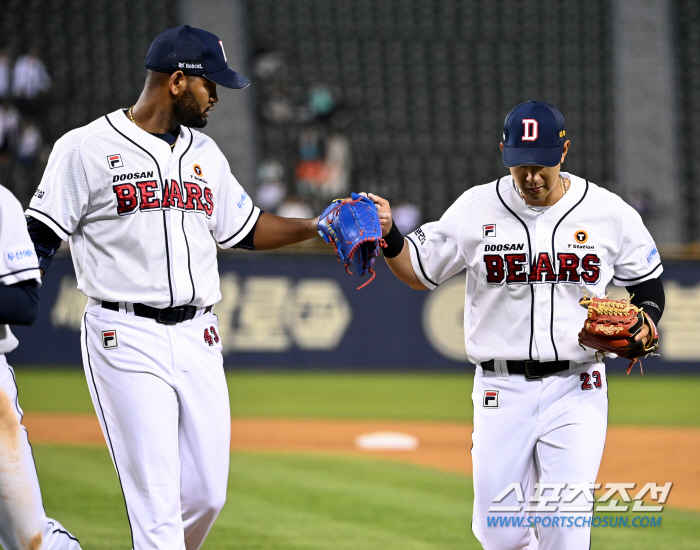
533, 365, 608, 550
472, 368, 541, 550
173, 312, 229, 550
81, 304, 230, 550
0, 355, 82, 550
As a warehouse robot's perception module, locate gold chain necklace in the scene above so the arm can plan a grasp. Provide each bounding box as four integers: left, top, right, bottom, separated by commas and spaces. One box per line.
127, 105, 177, 149
517, 175, 568, 213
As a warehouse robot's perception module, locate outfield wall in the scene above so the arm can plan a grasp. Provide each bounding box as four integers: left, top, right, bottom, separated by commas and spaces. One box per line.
8, 253, 700, 372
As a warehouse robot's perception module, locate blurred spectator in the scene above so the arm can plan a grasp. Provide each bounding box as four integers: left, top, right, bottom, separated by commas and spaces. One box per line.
276, 195, 315, 219
392, 200, 421, 233
261, 83, 294, 123
0, 103, 20, 165
252, 34, 287, 82
308, 84, 336, 119
317, 131, 351, 198
294, 83, 339, 124
0, 48, 10, 100
15, 118, 41, 166
295, 127, 326, 198
12, 48, 51, 116
252, 35, 296, 124
295, 127, 353, 203
298, 127, 322, 161
255, 159, 287, 211
295, 159, 327, 199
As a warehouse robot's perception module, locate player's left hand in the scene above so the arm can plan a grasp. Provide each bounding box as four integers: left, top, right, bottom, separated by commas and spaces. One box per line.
367, 193, 392, 238
635, 322, 651, 345
578, 294, 660, 375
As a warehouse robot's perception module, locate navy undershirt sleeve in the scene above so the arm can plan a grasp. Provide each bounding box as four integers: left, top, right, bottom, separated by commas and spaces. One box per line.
0, 280, 40, 325
27, 216, 63, 272
627, 277, 664, 326
232, 211, 263, 251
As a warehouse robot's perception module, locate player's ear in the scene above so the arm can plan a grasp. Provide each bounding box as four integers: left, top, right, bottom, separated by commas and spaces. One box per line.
169, 71, 187, 96
560, 140, 571, 164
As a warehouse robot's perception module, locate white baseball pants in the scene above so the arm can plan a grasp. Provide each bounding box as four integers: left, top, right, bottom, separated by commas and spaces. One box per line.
471, 363, 608, 550
81, 301, 230, 550
0, 356, 82, 550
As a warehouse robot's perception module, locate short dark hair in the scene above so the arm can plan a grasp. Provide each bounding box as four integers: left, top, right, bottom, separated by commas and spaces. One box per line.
145, 69, 198, 89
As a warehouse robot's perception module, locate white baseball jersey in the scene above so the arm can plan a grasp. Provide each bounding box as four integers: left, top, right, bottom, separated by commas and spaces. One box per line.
407, 172, 662, 365
0, 183, 41, 354
26, 108, 260, 308
0, 185, 80, 550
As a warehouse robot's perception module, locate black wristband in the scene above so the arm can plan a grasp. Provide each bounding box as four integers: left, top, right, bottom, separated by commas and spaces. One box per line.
639, 301, 661, 327
382, 221, 405, 258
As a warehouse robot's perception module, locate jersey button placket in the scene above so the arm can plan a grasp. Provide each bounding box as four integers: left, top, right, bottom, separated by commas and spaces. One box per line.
533, 218, 553, 361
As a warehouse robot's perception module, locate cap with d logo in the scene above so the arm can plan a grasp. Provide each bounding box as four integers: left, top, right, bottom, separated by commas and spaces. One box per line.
146, 25, 250, 89
502, 101, 566, 167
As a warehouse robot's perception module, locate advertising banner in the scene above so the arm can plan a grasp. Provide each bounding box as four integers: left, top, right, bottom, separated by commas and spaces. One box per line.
8, 254, 700, 372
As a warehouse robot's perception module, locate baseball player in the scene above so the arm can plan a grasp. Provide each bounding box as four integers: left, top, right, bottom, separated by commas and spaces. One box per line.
25, 26, 320, 549
371, 100, 665, 549
0, 183, 81, 550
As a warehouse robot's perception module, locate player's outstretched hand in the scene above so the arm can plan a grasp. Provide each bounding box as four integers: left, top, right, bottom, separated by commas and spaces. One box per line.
367, 193, 392, 238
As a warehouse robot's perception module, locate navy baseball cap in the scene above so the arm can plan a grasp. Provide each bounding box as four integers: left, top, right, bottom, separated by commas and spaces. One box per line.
146, 25, 250, 89
502, 101, 566, 167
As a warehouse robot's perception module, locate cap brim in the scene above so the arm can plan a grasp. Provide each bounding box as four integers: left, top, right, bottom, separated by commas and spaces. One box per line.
204, 67, 250, 89
502, 145, 563, 168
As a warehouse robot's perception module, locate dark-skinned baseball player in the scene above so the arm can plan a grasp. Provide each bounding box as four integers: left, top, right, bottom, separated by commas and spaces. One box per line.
26, 25, 320, 549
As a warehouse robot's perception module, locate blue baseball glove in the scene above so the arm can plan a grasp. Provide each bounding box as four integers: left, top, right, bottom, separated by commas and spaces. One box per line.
318, 193, 386, 289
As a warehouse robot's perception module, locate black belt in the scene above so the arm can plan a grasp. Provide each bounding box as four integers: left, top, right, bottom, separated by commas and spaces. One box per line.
481, 359, 571, 380
102, 301, 212, 325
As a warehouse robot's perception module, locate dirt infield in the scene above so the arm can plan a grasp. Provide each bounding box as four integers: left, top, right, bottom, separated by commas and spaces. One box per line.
23, 414, 700, 512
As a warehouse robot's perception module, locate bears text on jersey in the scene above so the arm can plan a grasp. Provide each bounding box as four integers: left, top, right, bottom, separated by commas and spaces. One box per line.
113, 178, 214, 217
483, 252, 601, 284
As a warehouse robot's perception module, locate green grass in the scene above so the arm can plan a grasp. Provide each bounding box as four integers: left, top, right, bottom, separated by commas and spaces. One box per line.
606, 375, 700, 427
13, 369, 700, 426
211, 452, 475, 549
227, 372, 473, 421
33, 445, 131, 549
34, 444, 700, 549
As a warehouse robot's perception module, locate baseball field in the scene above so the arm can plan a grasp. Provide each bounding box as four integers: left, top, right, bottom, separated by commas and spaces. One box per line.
13, 368, 700, 549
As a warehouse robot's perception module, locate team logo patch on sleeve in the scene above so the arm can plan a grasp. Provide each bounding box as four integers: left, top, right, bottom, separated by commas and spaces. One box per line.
483, 390, 499, 407
107, 154, 124, 169
483, 224, 496, 238
102, 330, 119, 349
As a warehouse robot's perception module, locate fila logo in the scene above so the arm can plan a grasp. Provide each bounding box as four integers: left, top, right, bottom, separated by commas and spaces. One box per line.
219, 40, 227, 62
107, 154, 123, 169
484, 390, 499, 408
522, 119, 538, 141
102, 330, 119, 349
483, 224, 496, 238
